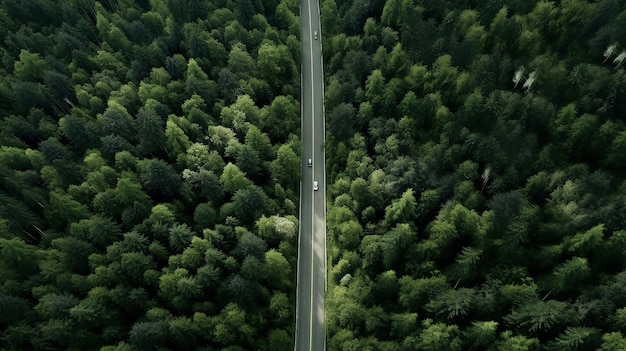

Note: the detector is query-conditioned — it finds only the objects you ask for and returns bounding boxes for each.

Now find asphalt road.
[294,0,326,348]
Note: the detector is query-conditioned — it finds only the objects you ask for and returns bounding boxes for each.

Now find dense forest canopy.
[321,0,626,350]
[0,0,301,350]
[2,0,626,350]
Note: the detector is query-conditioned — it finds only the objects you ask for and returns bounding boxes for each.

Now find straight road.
[295,0,326,348]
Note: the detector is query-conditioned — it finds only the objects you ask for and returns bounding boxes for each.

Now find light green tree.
[496,331,540,351]
[220,162,252,194]
[262,95,299,141]
[271,144,300,190]
[384,188,417,226]
[257,42,297,91]
[212,303,253,345]
[417,319,462,351]
[165,118,191,159]
[598,332,626,351]
[381,0,405,27]
[14,49,47,82]
[264,249,291,290]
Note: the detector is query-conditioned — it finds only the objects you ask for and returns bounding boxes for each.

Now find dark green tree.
[138,159,182,200]
[129,321,169,351]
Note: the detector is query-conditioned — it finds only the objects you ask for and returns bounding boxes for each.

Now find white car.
[313,181,318,191]
[307,159,312,167]
[314,31,318,40]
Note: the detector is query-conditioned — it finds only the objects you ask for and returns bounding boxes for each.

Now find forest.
[1,0,626,350]
[0,0,302,349]
[321,0,626,350]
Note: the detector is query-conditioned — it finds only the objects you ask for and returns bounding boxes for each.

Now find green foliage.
[235,230,268,259]
[136,104,166,155]
[426,287,476,320]
[220,162,252,194]
[550,327,599,350]
[3,0,626,348]
[138,159,182,200]
[547,257,592,295]
[0,237,40,280]
[14,50,47,82]
[212,303,254,346]
[505,299,576,333]
[265,328,292,351]
[398,274,447,312]
[165,118,191,159]
[496,331,540,351]
[169,224,194,252]
[45,191,90,230]
[417,319,462,351]
[565,224,604,256]
[129,321,169,350]
[271,144,300,191]
[232,186,270,224]
[264,249,291,290]
[257,42,297,94]
[0,0,304,344]
[262,95,299,142]
[324,0,626,348]
[598,332,626,351]
[34,293,80,320]
[328,103,356,142]
[98,102,137,144]
[383,188,417,226]
[464,320,498,349]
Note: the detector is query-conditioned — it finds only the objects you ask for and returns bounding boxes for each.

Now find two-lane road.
[295,0,326,348]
